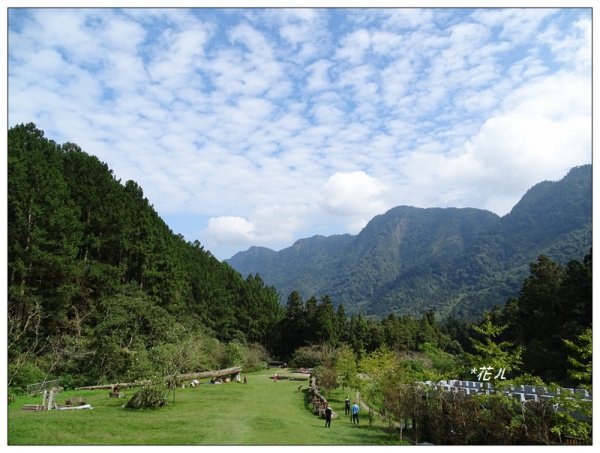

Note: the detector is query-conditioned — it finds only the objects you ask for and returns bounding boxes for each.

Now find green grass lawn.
[8,368,409,445]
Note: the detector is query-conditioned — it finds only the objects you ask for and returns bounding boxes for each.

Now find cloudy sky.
[7,6,591,259]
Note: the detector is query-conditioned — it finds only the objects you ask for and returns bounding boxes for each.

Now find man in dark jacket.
[325,404,333,428]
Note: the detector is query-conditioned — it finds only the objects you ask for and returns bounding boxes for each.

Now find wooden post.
[42,390,48,409]
[47,390,54,410]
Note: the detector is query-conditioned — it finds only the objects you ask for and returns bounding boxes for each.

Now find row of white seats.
[425,381,591,400]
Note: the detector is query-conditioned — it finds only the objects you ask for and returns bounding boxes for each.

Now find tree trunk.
[76,366,244,390]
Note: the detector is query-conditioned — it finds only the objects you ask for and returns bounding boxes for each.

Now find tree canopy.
[8,123,282,387]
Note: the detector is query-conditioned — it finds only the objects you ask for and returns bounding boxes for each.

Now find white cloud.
[230,22,273,57]
[336,28,370,63]
[149,28,209,84]
[396,70,591,215]
[205,216,256,244]
[203,203,314,257]
[306,59,332,92]
[502,72,590,120]
[381,9,436,30]
[321,171,389,217]
[473,8,557,45]
[7,8,591,260]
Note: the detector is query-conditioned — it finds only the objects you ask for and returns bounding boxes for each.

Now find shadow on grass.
[325,393,346,405]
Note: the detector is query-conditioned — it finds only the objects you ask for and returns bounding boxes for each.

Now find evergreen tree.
[504,253,592,383]
[563,327,592,389]
[465,313,523,382]
[335,304,349,343]
[518,255,565,343]
[348,314,369,356]
[304,296,319,344]
[315,295,336,345]
[8,124,82,338]
[382,314,418,352]
[274,291,306,358]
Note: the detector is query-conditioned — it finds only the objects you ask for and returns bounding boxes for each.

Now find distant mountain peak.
[227,165,591,320]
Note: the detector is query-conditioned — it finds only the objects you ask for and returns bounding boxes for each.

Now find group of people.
[324,397,359,428]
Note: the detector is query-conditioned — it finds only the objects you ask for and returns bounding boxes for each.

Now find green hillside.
[228,166,592,320]
[7,123,282,388]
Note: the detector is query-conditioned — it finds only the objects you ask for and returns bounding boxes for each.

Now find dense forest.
[8,123,283,388]
[7,124,591,443]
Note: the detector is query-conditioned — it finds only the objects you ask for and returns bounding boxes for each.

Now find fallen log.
[268,373,309,381]
[175,366,242,381]
[21,404,46,411]
[76,380,151,391]
[55,404,93,410]
[76,366,243,391]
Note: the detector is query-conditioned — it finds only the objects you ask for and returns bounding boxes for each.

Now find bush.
[289,344,336,368]
[222,340,245,368]
[125,384,168,409]
[314,365,338,393]
[8,361,46,393]
[57,373,89,390]
[124,348,156,383]
[243,343,269,372]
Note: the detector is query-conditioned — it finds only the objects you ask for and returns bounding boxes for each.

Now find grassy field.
[8,368,409,445]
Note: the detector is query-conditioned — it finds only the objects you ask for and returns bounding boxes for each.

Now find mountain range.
[227,165,592,320]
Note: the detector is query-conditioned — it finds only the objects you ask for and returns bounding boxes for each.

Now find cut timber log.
[268,374,309,381]
[21,405,46,411]
[175,366,242,381]
[55,404,93,410]
[76,380,151,391]
[76,366,243,391]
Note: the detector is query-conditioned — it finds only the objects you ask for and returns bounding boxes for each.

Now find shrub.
[125,384,168,409]
[8,361,46,393]
[314,365,338,393]
[289,344,336,368]
[243,343,269,372]
[222,340,245,368]
[57,373,89,390]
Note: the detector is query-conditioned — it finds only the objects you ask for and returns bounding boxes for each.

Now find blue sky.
[7,6,592,259]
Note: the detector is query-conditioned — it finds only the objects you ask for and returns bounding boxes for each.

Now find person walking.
[344,397,351,415]
[325,404,333,428]
[351,401,360,424]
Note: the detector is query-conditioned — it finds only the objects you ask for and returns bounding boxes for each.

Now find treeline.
[8,123,282,388]
[273,291,453,359]
[279,251,592,388]
[477,252,592,385]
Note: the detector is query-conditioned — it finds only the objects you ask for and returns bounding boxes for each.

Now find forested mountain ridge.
[7,123,283,387]
[228,165,592,319]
